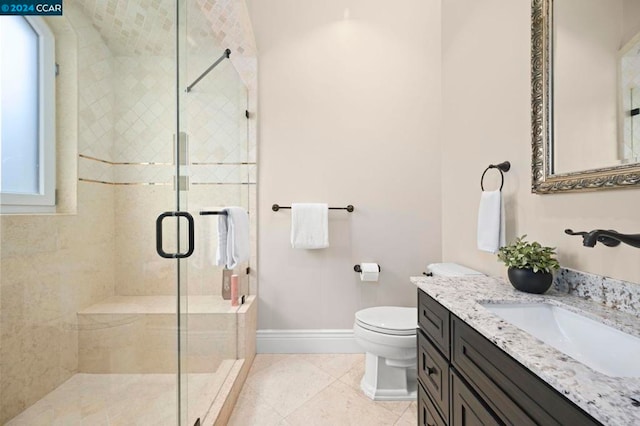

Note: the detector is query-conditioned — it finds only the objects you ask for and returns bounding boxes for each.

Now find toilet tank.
[426,262,483,277]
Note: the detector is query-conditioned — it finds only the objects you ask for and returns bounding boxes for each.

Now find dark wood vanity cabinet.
[417,289,601,426]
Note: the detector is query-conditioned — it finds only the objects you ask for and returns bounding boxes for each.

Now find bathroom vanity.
[413,273,640,426]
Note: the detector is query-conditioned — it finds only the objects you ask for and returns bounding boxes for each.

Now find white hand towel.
[477,190,506,253]
[216,206,250,269]
[291,203,329,249]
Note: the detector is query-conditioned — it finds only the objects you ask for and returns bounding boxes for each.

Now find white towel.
[216,206,250,269]
[477,190,506,253]
[291,203,329,249]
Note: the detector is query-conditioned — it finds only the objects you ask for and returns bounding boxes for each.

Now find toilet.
[353,263,483,401]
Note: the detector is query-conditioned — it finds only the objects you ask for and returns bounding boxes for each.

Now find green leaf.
[496,235,560,272]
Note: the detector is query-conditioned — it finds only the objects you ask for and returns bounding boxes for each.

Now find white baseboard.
[256,329,364,354]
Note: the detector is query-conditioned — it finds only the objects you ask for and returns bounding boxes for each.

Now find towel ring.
[480,161,511,191]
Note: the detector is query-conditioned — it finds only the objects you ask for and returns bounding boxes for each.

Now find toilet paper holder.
[354,264,381,273]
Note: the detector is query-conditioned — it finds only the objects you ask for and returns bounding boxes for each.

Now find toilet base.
[360,353,417,401]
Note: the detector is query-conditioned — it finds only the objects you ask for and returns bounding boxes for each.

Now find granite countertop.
[411,274,640,426]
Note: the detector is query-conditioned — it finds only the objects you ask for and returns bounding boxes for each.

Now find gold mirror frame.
[531,0,640,193]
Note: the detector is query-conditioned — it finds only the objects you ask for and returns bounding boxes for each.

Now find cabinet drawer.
[418,330,449,424]
[450,370,501,426]
[418,290,450,357]
[451,316,600,426]
[418,381,447,426]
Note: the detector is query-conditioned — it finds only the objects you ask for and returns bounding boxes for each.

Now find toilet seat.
[355,307,416,336]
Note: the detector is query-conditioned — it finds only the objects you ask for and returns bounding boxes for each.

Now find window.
[0,16,55,213]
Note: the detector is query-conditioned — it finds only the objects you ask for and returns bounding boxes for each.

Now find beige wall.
[623,0,640,45]
[248,0,442,330]
[442,0,640,284]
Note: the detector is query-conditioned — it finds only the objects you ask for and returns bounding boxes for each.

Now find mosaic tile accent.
[196,0,257,56]
[554,267,640,316]
[79,49,252,185]
[412,275,640,425]
[70,4,115,162]
[66,0,258,153]
[190,164,255,184]
[71,0,258,180]
[113,56,175,164]
[67,0,178,56]
[186,56,249,165]
[66,0,256,57]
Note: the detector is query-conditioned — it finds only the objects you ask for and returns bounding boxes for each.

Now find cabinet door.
[418,330,449,423]
[450,371,501,426]
[419,381,447,426]
[418,290,450,356]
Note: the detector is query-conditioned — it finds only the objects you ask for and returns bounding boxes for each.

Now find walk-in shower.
[0,1,256,424]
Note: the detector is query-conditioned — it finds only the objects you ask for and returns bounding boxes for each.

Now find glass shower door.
[176,1,252,424]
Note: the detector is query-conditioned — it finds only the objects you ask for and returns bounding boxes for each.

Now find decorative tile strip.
[79,178,171,186]
[79,154,172,166]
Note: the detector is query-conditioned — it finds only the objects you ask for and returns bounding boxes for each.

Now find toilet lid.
[355,307,417,336]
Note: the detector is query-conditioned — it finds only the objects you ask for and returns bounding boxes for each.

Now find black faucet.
[565,229,640,248]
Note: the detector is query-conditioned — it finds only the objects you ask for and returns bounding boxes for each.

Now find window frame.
[0,16,56,214]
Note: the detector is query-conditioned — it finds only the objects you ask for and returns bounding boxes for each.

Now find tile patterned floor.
[228,354,417,426]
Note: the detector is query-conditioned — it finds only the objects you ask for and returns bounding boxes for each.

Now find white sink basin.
[480,302,640,378]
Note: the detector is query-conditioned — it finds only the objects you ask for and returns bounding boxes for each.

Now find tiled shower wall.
[0,5,117,422]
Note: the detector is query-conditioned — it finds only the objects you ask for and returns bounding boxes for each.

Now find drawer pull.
[422,353,437,375]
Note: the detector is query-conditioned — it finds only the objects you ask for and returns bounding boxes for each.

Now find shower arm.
[185,48,231,93]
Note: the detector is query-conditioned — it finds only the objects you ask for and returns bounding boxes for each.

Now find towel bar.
[272,204,354,212]
[199,211,228,215]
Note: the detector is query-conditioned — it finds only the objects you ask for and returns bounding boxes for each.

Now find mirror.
[532,0,640,193]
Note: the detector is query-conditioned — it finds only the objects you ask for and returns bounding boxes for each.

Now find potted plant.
[497,235,560,294]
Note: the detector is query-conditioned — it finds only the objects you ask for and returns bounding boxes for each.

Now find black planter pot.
[507,267,553,294]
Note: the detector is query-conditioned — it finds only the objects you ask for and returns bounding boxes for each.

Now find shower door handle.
[155,211,195,259]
